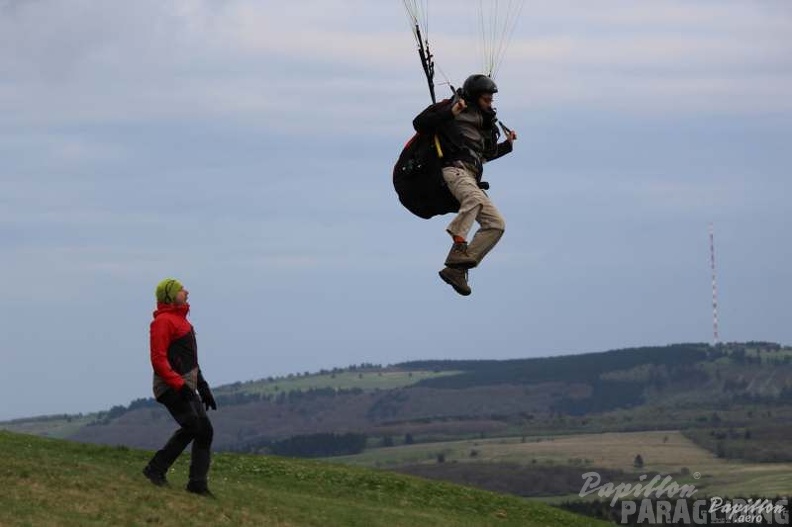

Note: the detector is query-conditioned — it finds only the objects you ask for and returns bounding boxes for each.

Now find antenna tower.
[709,223,720,345]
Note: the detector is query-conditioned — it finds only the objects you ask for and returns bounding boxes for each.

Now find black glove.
[197,380,217,411]
[179,384,195,401]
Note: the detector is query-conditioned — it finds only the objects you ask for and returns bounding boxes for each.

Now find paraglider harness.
[393,94,504,219]
[393,128,458,220]
[393,11,514,220]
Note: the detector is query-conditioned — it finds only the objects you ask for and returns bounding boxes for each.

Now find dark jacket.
[412,96,513,177]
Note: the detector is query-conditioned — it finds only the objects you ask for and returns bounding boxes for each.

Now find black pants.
[146,389,214,483]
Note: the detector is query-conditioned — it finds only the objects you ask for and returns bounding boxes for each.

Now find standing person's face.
[174,287,189,305]
[478,93,494,111]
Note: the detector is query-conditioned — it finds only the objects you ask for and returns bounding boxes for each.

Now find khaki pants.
[442,165,505,263]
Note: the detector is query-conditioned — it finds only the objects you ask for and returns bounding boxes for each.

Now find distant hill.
[0,431,606,527]
[402,343,711,388]
[3,342,792,461]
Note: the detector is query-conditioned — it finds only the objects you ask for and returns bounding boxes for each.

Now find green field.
[329,430,792,498]
[0,369,461,439]
[217,369,461,396]
[0,415,95,439]
[0,431,608,527]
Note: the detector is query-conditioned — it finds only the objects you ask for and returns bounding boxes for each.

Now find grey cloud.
[1,1,790,420]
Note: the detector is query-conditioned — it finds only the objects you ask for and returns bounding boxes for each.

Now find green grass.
[0,415,95,439]
[217,370,461,397]
[0,431,608,527]
[329,431,792,499]
[718,345,792,364]
[749,347,792,363]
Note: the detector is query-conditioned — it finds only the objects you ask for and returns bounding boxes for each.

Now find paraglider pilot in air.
[412,74,517,296]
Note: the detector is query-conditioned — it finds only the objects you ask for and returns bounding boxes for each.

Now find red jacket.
[150,303,197,391]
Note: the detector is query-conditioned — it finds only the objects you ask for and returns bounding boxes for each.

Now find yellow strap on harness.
[433,134,444,158]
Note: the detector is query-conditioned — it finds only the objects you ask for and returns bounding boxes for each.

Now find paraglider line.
[415,24,436,103]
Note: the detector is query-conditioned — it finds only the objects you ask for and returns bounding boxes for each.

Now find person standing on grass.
[142,278,217,497]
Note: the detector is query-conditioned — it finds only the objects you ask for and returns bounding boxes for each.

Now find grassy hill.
[3,342,791,522]
[327,430,792,499]
[216,369,462,397]
[0,431,607,527]
[4,342,792,467]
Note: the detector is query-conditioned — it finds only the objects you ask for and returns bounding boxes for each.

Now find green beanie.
[155,278,184,304]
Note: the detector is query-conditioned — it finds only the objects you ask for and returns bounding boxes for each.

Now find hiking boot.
[439,267,472,296]
[186,480,216,498]
[142,465,168,487]
[444,242,478,269]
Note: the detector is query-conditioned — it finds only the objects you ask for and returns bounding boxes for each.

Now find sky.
[1,0,790,420]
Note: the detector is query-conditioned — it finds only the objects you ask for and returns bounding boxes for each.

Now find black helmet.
[462,74,498,101]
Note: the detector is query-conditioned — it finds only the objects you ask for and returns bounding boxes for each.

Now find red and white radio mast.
[709,223,720,345]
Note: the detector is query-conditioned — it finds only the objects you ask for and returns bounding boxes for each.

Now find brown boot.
[444,242,478,269]
[439,267,472,296]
